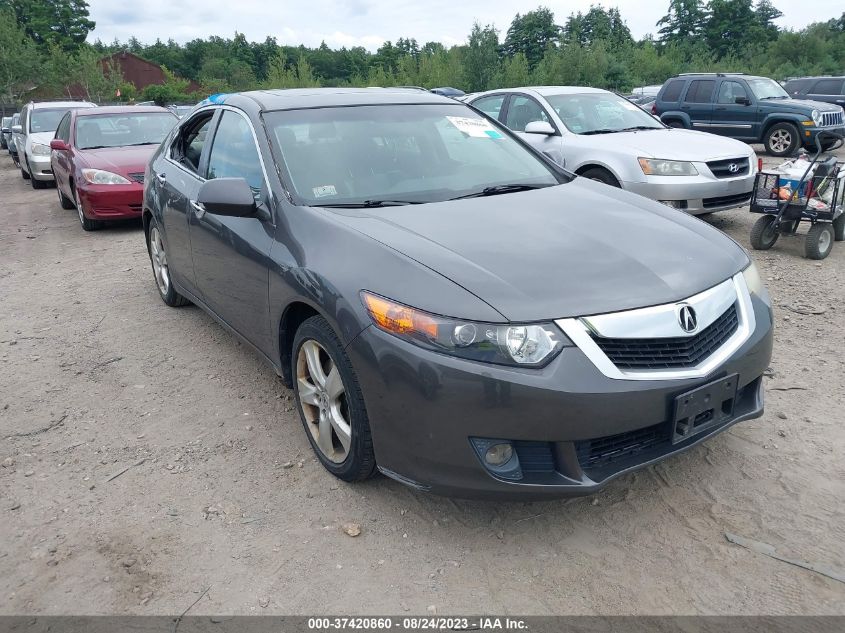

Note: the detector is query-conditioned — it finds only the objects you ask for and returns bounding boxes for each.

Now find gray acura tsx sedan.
[142,88,773,499]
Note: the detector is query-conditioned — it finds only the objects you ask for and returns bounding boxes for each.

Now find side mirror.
[196,178,257,217]
[11,125,22,134]
[734,96,751,106]
[50,139,69,151]
[524,121,555,135]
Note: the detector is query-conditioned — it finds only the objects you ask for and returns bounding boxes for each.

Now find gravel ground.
[0,146,843,616]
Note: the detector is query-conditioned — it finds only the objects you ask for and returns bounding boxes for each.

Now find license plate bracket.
[672,374,739,444]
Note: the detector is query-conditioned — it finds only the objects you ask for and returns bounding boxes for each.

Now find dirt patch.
[0,147,843,615]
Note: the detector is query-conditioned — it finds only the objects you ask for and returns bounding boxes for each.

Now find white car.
[15,100,96,188]
[468,86,758,214]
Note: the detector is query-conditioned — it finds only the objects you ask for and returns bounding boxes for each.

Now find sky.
[85,0,843,50]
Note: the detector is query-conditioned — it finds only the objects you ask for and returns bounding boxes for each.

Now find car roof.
[224,87,454,111]
[29,101,97,110]
[471,86,610,98]
[75,105,173,116]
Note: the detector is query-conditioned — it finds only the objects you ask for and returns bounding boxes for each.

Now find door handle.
[156,173,166,185]
[189,200,205,217]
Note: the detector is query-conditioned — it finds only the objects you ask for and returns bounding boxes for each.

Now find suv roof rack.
[676,72,747,77]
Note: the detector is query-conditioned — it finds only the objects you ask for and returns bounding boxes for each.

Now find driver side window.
[171,112,214,175]
[505,95,550,132]
[717,81,748,104]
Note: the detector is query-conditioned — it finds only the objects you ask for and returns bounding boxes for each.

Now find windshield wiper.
[449,183,551,200]
[760,96,788,100]
[580,129,617,135]
[124,141,159,146]
[618,126,663,132]
[317,199,424,208]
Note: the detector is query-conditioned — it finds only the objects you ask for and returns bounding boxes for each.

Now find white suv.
[16,100,96,188]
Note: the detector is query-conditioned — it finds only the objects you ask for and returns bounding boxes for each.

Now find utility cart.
[749,131,845,260]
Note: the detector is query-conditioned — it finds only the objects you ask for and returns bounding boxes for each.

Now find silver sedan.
[469,86,758,214]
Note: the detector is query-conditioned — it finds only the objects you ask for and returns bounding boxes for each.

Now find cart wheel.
[833,215,845,242]
[750,215,779,250]
[805,224,834,260]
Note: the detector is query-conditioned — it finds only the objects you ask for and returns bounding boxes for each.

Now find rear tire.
[764,122,800,157]
[292,315,376,482]
[750,215,779,250]
[57,186,74,210]
[580,167,621,188]
[832,214,845,242]
[805,223,833,260]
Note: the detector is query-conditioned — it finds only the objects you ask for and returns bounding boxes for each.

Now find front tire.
[805,223,834,260]
[20,164,30,180]
[146,220,189,306]
[580,167,621,187]
[765,123,800,157]
[74,187,102,231]
[57,185,74,209]
[750,215,780,250]
[292,315,376,482]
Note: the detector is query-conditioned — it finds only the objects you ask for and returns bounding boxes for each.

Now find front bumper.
[623,169,756,215]
[77,184,144,220]
[806,125,845,147]
[346,295,773,499]
[28,153,54,181]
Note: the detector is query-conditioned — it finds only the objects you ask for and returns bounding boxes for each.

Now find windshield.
[747,78,789,100]
[75,112,178,150]
[265,104,561,206]
[544,92,664,134]
[1,117,10,127]
[30,109,77,133]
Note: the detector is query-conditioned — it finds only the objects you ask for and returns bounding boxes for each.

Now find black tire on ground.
[292,315,376,482]
[145,219,190,307]
[750,215,780,250]
[666,120,684,129]
[764,122,800,157]
[833,214,845,242]
[31,175,49,189]
[57,185,74,209]
[74,187,102,231]
[20,165,30,180]
[579,167,621,187]
[804,223,834,260]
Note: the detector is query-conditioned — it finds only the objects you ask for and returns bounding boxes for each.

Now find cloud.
[86,0,844,50]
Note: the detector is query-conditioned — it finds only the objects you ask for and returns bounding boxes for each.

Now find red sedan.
[50,106,179,231]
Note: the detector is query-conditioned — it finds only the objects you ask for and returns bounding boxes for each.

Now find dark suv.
[783,76,845,107]
[655,73,845,156]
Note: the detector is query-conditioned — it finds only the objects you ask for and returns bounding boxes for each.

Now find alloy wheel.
[149,226,171,296]
[75,189,85,226]
[769,129,791,154]
[296,339,351,463]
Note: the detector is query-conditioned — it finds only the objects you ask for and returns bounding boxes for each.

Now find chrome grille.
[591,303,739,370]
[706,157,749,179]
[821,111,843,127]
[128,172,145,183]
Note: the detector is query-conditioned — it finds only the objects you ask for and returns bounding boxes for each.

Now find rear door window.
[471,95,506,120]
[684,80,716,104]
[811,79,844,95]
[661,80,685,102]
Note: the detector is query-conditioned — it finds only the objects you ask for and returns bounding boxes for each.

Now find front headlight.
[742,261,769,302]
[361,291,569,367]
[811,110,822,126]
[638,158,699,176]
[81,169,131,185]
[31,143,51,156]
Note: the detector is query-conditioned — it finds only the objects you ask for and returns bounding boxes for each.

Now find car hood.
[77,145,158,175]
[762,98,842,113]
[28,131,56,146]
[322,180,749,321]
[576,128,753,161]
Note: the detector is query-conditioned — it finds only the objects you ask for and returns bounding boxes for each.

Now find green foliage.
[142,67,192,104]
[0,8,41,101]
[502,8,561,68]
[0,0,94,52]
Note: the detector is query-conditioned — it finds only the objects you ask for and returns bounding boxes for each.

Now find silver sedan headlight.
[31,143,51,156]
[638,158,699,176]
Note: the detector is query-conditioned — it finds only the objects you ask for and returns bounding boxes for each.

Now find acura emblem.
[728,163,740,173]
[678,304,697,333]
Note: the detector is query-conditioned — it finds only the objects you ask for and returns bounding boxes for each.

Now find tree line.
[1,0,844,106]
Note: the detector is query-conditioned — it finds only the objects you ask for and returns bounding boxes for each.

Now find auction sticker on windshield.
[447,116,503,139]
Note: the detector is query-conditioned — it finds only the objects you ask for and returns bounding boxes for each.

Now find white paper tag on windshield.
[312,185,337,198]
[446,116,503,139]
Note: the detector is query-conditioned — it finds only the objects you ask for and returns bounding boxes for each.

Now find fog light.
[485,443,513,466]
